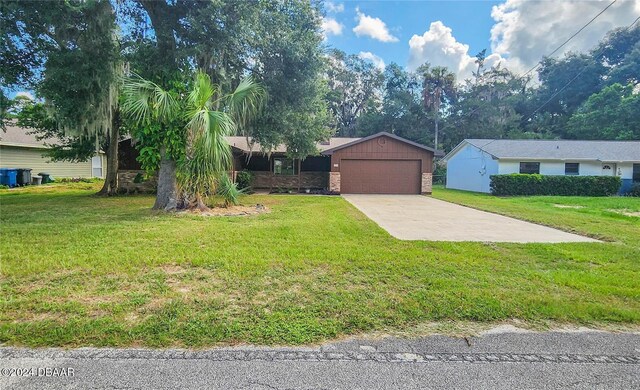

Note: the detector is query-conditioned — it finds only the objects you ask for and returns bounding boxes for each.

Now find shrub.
[235,170,253,190]
[133,172,145,184]
[433,164,447,185]
[217,174,245,207]
[627,183,640,197]
[490,174,621,196]
[58,177,102,183]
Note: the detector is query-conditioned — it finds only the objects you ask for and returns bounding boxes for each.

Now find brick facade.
[329,172,341,193]
[251,171,328,190]
[421,172,433,194]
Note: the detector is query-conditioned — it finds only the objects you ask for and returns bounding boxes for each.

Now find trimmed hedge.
[490,174,621,196]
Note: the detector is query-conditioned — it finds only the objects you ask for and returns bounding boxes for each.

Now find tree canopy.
[340,24,640,151]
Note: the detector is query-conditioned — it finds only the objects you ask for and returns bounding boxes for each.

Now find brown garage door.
[340,159,421,194]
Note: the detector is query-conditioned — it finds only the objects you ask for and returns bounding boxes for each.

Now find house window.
[565,163,579,176]
[273,158,297,175]
[91,155,103,178]
[519,162,540,174]
[633,164,640,182]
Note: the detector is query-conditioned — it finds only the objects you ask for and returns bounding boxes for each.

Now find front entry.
[340,159,422,194]
[601,163,616,176]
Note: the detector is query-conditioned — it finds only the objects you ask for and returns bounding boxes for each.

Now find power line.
[437,4,635,137]
[523,14,640,122]
[520,0,618,79]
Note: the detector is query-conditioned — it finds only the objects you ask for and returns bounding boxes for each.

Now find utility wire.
[520,0,619,79]
[523,14,640,122]
[435,0,627,136]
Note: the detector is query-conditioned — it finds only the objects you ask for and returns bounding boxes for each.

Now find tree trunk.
[195,194,208,211]
[153,146,178,211]
[434,116,439,150]
[297,159,301,193]
[97,110,120,196]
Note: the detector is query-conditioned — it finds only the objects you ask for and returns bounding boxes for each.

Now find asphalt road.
[1,329,639,389]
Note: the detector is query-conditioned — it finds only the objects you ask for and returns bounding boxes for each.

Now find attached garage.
[340,159,421,194]
[321,132,440,195]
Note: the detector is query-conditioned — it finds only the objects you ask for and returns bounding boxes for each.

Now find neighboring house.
[0,125,106,179]
[119,132,441,194]
[443,139,640,193]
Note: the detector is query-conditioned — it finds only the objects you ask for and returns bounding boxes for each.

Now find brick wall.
[329,172,341,193]
[251,171,328,190]
[117,170,157,193]
[421,173,433,194]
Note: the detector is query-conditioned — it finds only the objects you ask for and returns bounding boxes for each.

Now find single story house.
[0,125,106,179]
[229,132,441,194]
[443,139,640,193]
[119,132,441,194]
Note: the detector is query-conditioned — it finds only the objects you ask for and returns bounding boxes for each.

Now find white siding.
[446,144,498,193]
[617,162,634,179]
[0,146,101,178]
[498,159,633,179]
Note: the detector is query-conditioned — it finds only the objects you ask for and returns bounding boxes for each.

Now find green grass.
[432,186,640,246]
[1,183,639,347]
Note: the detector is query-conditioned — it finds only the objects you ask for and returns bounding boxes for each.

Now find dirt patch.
[178,204,270,217]
[553,204,585,209]
[160,264,188,275]
[608,209,640,217]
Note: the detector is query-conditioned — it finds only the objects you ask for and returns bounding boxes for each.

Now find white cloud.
[358,51,386,71]
[408,21,507,81]
[325,1,344,13]
[321,17,344,38]
[490,0,640,72]
[15,91,34,100]
[353,8,399,43]
[407,1,639,83]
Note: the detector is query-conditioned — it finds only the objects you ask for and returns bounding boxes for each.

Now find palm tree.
[418,65,456,150]
[121,70,265,211]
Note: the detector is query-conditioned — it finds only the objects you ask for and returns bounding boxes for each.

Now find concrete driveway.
[342,195,597,243]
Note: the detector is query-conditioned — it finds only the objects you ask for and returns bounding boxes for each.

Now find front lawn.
[1,183,639,347]
[432,186,640,246]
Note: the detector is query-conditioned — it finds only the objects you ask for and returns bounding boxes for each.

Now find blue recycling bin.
[0,168,18,187]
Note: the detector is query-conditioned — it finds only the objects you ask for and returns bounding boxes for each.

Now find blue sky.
[324,1,500,69]
[321,0,640,81]
[8,0,639,98]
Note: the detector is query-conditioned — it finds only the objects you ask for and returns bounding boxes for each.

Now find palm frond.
[216,173,245,207]
[188,70,216,111]
[121,73,178,126]
[222,76,267,129]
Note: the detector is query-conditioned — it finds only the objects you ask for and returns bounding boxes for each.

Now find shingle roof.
[226,136,361,154]
[0,125,62,148]
[457,139,640,162]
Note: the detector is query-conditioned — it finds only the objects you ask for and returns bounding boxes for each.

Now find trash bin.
[16,168,32,186]
[39,172,53,184]
[0,168,18,187]
[32,175,42,185]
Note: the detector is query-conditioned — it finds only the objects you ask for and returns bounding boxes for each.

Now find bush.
[236,170,253,190]
[217,174,245,207]
[490,174,621,196]
[433,164,447,185]
[58,177,102,183]
[133,172,145,184]
[627,183,640,197]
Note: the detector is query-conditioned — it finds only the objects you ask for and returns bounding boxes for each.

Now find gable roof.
[444,139,640,162]
[226,136,360,154]
[320,132,442,156]
[0,124,63,149]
